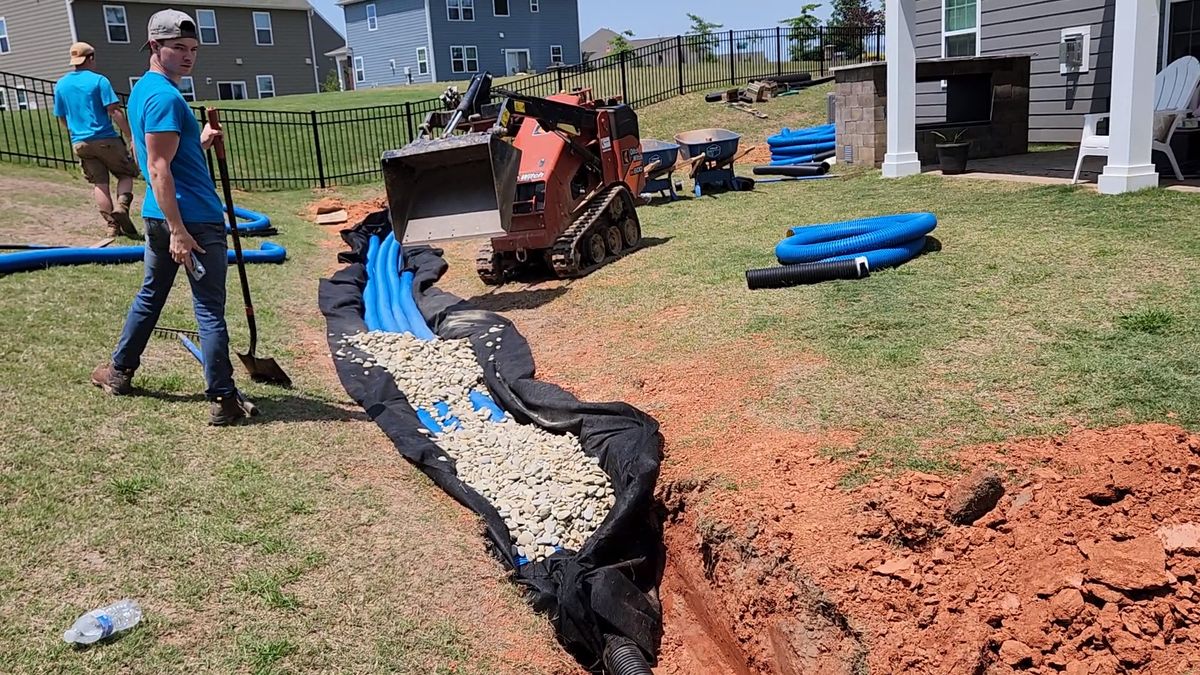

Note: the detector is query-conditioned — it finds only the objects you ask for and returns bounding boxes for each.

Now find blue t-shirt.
[128,71,224,224]
[53,70,120,145]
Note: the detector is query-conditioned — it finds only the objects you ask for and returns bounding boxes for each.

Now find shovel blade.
[238,352,292,388]
[381,132,521,245]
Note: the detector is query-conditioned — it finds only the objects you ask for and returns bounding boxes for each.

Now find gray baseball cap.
[141,9,197,50]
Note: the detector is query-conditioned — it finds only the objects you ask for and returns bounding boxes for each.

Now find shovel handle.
[205,108,227,161]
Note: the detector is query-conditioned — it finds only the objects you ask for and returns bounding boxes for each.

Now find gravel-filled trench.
[338,330,616,563]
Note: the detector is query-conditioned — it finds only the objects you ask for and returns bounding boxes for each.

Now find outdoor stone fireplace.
[832,55,1031,168]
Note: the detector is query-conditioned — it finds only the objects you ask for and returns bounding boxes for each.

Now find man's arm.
[108,104,132,143]
[146,131,204,269]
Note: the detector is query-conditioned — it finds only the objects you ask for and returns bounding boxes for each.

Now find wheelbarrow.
[639,139,682,201]
[674,128,743,197]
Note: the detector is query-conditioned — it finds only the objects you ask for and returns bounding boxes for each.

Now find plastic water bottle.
[62,599,142,645]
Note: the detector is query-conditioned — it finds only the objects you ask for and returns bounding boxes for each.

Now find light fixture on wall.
[235,57,243,65]
[498,32,504,39]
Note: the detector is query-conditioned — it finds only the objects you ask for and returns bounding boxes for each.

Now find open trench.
[650,478,869,675]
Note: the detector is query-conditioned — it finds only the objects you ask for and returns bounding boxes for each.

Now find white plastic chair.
[1072,55,1200,183]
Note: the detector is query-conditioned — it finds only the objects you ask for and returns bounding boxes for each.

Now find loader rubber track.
[550,183,639,279]
[475,240,504,285]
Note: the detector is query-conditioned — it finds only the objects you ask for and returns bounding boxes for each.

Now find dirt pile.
[308,195,389,228]
[664,424,1200,674]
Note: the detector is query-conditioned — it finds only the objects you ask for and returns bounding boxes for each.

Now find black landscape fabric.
[317,211,665,671]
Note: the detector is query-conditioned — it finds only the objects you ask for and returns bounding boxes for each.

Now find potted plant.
[932,128,971,175]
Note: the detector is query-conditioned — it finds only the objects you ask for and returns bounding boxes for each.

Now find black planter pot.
[937,142,971,175]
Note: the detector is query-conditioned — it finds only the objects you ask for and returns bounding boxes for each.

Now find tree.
[608,29,636,56]
[685,13,723,63]
[827,0,882,59]
[781,3,823,62]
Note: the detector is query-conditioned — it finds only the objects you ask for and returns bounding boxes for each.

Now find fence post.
[619,50,628,102]
[676,36,684,95]
[555,66,564,93]
[404,101,415,141]
[728,29,735,85]
[310,110,327,189]
[776,26,783,78]
[819,28,826,76]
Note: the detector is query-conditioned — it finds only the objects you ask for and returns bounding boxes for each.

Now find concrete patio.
[924,148,1200,193]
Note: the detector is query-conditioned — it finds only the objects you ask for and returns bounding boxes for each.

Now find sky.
[308,1,837,39]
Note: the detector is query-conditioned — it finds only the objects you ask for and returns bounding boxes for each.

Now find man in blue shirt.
[54,42,139,239]
[91,9,252,426]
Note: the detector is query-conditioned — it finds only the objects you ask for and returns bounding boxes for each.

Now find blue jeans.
[113,218,236,400]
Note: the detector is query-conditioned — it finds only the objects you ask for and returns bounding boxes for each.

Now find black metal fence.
[0,25,883,190]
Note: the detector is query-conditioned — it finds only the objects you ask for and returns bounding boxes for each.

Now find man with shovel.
[91,9,253,426]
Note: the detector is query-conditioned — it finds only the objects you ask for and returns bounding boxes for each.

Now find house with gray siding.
[338,0,580,88]
[0,0,344,103]
[914,0,1200,143]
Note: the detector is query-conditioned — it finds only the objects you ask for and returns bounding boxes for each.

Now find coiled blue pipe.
[228,206,272,234]
[774,213,937,271]
[768,124,835,147]
[770,141,836,156]
[767,124,835,169]
[383,234,411,334]
[0,241,287,274]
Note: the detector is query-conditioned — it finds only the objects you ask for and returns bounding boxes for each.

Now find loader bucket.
[381,132,521,245]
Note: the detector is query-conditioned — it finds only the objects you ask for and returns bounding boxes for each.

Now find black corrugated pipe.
[752,162,829,177]
[603,636,653,675]
[746,257,870,289]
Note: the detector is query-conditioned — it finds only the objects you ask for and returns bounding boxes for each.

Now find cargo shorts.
[73,138,138,185]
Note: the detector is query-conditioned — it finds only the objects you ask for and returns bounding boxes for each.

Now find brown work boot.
[91,362,134,395]
[101,211,121,238]
[209,392,254,426]
[111,211,139,238]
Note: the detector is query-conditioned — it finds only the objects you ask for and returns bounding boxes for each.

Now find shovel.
[205,107,292,388]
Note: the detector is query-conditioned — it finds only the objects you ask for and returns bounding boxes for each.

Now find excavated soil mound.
[662,423,1200,674]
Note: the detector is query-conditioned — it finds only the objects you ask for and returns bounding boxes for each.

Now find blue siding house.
[338,0,580,88]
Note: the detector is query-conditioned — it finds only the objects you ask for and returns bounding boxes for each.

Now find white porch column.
[1097,0,1159,194]
[882,0,921,178]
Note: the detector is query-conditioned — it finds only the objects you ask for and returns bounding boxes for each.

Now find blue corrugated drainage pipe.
[774,213,937,265]
[228,206,272,234]
[0,241,286,274]
[363,235,383,331]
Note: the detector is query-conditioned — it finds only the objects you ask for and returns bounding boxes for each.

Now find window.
[256,75,275,99]
[104,5,129,44]
[0,17,10,54]
[366,3,378,30]
[416,47,429,75]
[493,0,509,16]
[354,56,365,82]
[179,76,195,101]
[447,0,474,21]
[550,44,563,64]
[450,45,478,73]
[530,0,539,12]
[942,0,979,57]
[196,9,218,45]
[128,76,140,91]
[15,88,30,110]
[0,88,7,112]
[253,11,273,46]
[217,81,247,100]
[1167,0,1200,64]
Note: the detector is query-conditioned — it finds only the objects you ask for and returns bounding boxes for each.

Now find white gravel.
[340,330,614,562]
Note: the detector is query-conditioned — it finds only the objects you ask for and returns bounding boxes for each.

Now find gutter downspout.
[65,0,78,42]
[308,9,320,92]
[423,0,438,83]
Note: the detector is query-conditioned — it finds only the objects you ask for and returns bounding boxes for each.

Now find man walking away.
[91,9,252,426]
[54,42,139,239]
